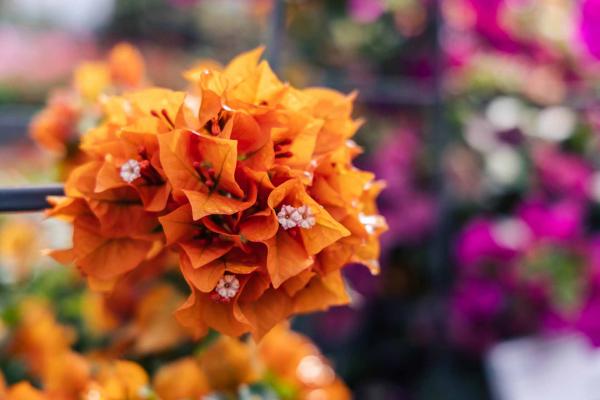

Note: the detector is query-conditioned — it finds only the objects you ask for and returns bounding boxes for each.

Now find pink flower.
[517,200,584,243]
[369,131,436,249]
[348,0,385,23]
[455,219,520,269]
[533,146,593,201]
[579,0,600,60]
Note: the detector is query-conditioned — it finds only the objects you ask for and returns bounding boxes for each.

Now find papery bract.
[45,47,387,340]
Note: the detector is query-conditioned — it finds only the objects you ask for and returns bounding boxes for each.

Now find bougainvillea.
[29,43,147,178]
[450,198,600,353]
[0,298,349,400]
[44,47,387,340]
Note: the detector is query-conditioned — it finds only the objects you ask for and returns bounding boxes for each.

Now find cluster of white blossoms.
[277,204,316,230]
[215,274,241,300]
[120,159,141,183]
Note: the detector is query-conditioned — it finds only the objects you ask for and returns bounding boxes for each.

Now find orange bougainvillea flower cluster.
[2,301,348,400]
[46,47,387,339]
[3,298,158,400]
[30,42,146,156]
[153,323,351,400]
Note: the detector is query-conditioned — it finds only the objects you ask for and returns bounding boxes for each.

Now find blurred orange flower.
[4,299,350,400]
[153,357,210,400]
[0,218,43,282]
[83,360,150,400]
[198,336,262,392]
[9,299,91,399]
[30,42,148,160]
[259,324,351,400]
[153,323,351,399]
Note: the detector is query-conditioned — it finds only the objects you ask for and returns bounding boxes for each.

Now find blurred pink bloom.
[579,0,600,60]
[370,130,436,249]
[465,0,524,52]
[0,26,96,85]
[450,277,549,353]
[455,219,520,269]
[348,0,385,23]
[450,198,592,352]
[533,146,593,201]
[576,295,600,346]
[517,200,583,243]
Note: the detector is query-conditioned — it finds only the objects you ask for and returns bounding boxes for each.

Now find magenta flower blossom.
[455,219,521,270]
[579,0,600,60]
[464,0,526,53]
[576,294,600,346]
[533,146,593,201]
[450,277,549,353]
[517,200,584,243]
[369,130,437,250]
[348,0,386,23]
[449,198,598,352]
[450,279,507,352]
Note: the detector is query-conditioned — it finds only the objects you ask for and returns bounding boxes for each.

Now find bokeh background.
[4,0,600,398]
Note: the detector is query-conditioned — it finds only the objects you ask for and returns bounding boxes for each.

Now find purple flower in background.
[517,200,583,243]
[450,278,506,352]
[455,219,521,270]
[454,199,584,275]
[344,262,381,298]
[373,130,420,195]
[449,195,600,352]
[348,0,386,23]
[579,0,600,60]
[533,146,593,201]
[585,238,600,289]
[450,277,549,353]
[576,294,600,346]
[370,130,436,251]
[465,0,524,53]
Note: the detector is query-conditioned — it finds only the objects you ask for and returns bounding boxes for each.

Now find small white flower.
[277,204,316,230]
[277,204,298,229]
[296,205,316,229]
[120,159,141,183]
[216,274,240,299]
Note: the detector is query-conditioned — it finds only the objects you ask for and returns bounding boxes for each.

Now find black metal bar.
[427,0,454,354]
[428,0,450,286]
[0,185,64,212]
[266,0,286,73]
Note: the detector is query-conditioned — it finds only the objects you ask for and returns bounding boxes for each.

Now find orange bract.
[259,323,352,400]
[3,301,349,399]
[46,47,387,339]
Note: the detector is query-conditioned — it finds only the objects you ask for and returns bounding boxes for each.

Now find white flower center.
[277,204,316,230]
[215,274,240,299]
[120,159,141,183]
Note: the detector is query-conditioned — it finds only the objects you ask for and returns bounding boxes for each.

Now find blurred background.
[4,0,600,398]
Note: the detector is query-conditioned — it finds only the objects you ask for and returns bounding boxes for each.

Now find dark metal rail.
[0,185,64,212]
